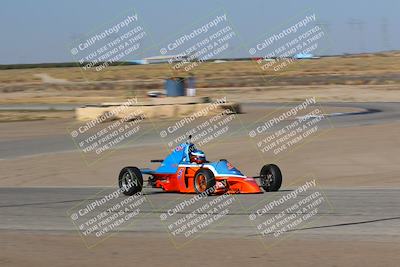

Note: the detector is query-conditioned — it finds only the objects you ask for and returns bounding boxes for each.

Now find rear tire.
[118,167,143,196]
[194,169,216,194]
[260,164,282,192]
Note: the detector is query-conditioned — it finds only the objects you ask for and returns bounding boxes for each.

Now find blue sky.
[1,0,399,64]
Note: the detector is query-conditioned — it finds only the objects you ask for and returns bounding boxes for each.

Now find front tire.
[194,169,216,194]
[118,167,143,196]
[260,164,282,192]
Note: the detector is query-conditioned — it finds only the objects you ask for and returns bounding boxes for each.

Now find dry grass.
[0,52,399,84]
[0,51,399,105]
[0,111,73,122]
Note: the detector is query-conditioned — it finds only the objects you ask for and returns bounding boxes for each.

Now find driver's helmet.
[190,149,206,164]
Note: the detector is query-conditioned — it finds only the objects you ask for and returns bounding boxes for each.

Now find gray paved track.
[0,102,399,160]
[1,102,399,241]
[0,187,399,241]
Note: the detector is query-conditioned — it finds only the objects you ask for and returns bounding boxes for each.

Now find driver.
[189,149,207,164]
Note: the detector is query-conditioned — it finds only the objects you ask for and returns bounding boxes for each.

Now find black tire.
[194,169,216,194]
[260,164,282,192]
[118,167,143,196]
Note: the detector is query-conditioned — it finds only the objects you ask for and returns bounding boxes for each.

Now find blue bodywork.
[141,143,245,177]
[207,161,244,176]
[155,143,191,174]
[141,143,191,175]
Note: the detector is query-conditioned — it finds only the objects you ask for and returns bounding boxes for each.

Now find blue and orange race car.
[118,137,282,195]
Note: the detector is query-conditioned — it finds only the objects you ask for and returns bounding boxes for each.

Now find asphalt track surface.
[0,187,399,242]
[1,102,400,242]
[1,102,400,160]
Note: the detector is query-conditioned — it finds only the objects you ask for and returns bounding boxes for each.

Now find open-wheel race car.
[118,136,282,195]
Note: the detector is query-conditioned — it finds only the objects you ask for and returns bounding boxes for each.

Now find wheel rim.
[262,171,274,188]
[196,174,207,192]
[267,172,274,184]
[122,172,133,190]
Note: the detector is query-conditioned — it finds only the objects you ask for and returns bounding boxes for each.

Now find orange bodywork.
[153,166,262,194]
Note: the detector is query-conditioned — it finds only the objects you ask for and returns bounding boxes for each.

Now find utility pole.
[347,18,366,53]
[380,18,391,51]
[315,21,331,55]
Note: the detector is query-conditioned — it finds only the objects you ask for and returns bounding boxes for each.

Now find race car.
[118,137,282,195]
